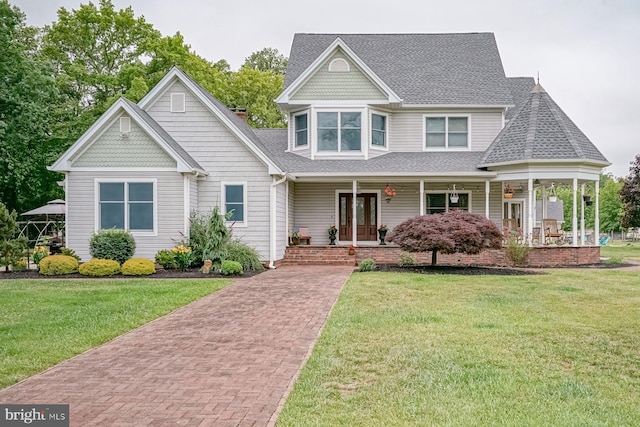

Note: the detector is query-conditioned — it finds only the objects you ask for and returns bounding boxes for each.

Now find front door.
[339,193,378,241]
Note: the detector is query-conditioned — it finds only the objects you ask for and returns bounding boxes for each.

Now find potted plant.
[384,184,397,203]
[378,224,388,245]
[504,183,515,199]
[327,225,337,245]
[348,244,356,255]
[290,230,300,245]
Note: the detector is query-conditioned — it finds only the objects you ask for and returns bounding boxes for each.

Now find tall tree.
[620,154,640,229]
[229,67,286,127]
[243,47,288,75]
[0,0,60,213]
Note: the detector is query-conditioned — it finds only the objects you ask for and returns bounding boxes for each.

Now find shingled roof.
[254,129,491,175]
[284,33,514,106]
[505,77,536,121]
[479,84,609,167]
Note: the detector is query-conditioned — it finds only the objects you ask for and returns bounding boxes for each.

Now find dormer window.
[318,112,361,152]
[328,58,350,72]
[294,113,308,147]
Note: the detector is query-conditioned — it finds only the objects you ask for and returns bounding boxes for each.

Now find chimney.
[231,107,247,122]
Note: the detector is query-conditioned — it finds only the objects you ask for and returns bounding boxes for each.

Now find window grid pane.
[371,114,386,147]
[225,185,245,222]
[294,114,308,147]
[129,203,153,230]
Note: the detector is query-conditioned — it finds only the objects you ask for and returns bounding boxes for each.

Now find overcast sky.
[12,0,640,178]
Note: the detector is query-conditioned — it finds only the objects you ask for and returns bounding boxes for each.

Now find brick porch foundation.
[283,245,600,267]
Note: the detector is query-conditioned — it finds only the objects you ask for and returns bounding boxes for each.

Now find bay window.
[371,113,387,148]
[294,113,308,147]
[317,112,361,152]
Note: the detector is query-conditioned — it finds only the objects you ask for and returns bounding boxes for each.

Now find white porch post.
[420,180,425,216]
[595,179,600,246]
[540,186,546,244]
[572,178,578,246]
[485,180,490,219]
[580,183,585,246]
[352,179,357,244]
[285,181,289,247]
[528,178,534,245]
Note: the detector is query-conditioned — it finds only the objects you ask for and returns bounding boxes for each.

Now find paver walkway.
[0,265,354,426]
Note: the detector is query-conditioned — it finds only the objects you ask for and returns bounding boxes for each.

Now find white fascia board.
[401,104,513,109]
[275,37,402,105]
[137,66,181,109]
[49,98,131,172]
[291,171,497,180]
[481,159,611,169]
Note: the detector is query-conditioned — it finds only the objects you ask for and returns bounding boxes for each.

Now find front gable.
[290,49,387,102]
[71,114,176,168]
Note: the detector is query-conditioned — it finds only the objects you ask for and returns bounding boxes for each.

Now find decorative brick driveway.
[0,265,353,426]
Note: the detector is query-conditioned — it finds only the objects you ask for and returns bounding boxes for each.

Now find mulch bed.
[0,268,263,280]
[375,265,542,275]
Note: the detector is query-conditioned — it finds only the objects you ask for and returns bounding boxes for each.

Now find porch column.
[528,178,534,245]
[485,180,490,219]
[580,183,585,246]
[352,180,357,244]
[540,186,546,244]
[595,179,600,246]
[419,180,425,216]
[572,178,578,246]
[285,181,289,247]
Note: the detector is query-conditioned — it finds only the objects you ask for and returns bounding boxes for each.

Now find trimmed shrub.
[11,259,27,271]
[226,240,264,271]
[154,249,176,269]
[359,258,376,272]
[221,260,243,276]
[399,252,417,266]
[121,258,156,276]
[89,229,136,264]
[79,259,121,277]
[39,255,79,276]
[505,238,531,266]
[60,247,81,261]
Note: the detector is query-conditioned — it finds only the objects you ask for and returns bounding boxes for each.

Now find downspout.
[269,174,288,269]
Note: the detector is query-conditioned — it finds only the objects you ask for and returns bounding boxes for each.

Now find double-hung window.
[426,192,470,215]
[425,116,469,149]
[98,181,155,232]
[371,113,387,148]
[294,113,308,147]
[223,183,246,225]
[317,112,361,152]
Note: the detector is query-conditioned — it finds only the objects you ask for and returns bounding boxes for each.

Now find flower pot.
[548,196,557,203]
[378,230,387,245]
[504,193,513,199]
[450,195,459,203]
[329,237,336,245]
[348,248,355,255]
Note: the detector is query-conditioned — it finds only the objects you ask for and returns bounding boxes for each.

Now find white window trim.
[94,178,158,236]
[422,114,471,151]
[221,181,248,228]
[328,58,350,72]
[370,111,389,151]
[425,190,472,214]
[170,93,186,113]
[313,108,364,156]
[292,111,309,151]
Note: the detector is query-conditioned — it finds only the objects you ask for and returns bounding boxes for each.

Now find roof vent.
[171,93,186,113]
[328,58,350,72]
[119,117,131,134]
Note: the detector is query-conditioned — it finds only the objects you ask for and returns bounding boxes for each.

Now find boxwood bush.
[358,258,377,272]
[154,249,176,269]
[121,258,156,276]
[89,229,135,264]
[39,255,79,276]
[79,259,121,277]
[221,260,243,276]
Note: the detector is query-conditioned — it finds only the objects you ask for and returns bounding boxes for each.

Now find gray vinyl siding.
[146,80,272,260]
[71,114,176,168]
[276,182,287,259]
[189,177,198,213]
[389,110,503,152]
[293,183,336,245]
[66,170,184,261]
[290,50,387,101]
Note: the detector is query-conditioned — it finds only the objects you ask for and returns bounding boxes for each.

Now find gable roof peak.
[531,83,546,93]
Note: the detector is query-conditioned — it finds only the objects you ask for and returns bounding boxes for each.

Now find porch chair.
[291,226,312,245]
[502,218,522,243]
[542,219,564,245]
[599,235,611,246]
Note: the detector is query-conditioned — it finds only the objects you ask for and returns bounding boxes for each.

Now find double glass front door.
[339,193,377,241]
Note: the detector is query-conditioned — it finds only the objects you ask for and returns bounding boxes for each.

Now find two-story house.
[50,33,609,266]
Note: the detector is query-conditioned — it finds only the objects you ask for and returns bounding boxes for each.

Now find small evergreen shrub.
[121,258,156,276]
[399,252,417,266]
[226,240,264,271]
[39,255,79,276]
[60,247,81,261]
[505,238,531,266]
[221,260,243,276]
[89,229,136,264]
[155,249,176,269]
[11,259,27,271]
[359,258,376,272]
[79,259,121,277]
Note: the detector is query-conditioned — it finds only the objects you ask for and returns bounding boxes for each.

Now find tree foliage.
[0,0,61,213]
[386,210,503,266]
[620,154,640,229]
[243,47,288,75]
[0,202,26,271]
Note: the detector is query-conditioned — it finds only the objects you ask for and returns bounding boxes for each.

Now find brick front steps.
[283,245,600,267]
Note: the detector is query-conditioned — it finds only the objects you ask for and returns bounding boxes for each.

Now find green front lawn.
[600,240,640,262]
[278,270,640,426]
[0,278,229,389]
